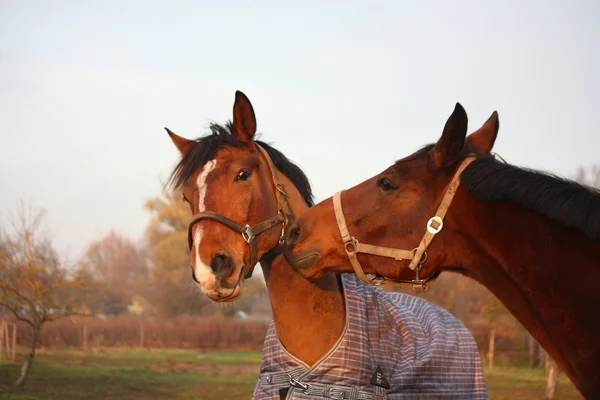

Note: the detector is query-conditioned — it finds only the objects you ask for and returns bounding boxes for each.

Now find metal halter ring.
[278,222,286,245]
[344,237,359,254]
[412,247,428,266]
[242,224,255,244]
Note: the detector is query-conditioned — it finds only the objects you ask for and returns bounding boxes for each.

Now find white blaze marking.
[193,160,217,284]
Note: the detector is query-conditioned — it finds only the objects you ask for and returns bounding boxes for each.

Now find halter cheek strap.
[333,156,476,292]
[187,144,294,279]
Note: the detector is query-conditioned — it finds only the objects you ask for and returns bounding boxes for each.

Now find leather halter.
[187,144,294,279]
[333,156,476,292]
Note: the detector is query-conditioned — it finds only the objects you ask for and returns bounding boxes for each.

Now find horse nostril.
[286,222,302,246]
[210,252,234,279]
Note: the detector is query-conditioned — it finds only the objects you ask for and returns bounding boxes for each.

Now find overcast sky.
[1,0,598,261]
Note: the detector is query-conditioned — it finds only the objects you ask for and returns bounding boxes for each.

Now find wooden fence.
[0,319,17,363]
[3,316,269,351]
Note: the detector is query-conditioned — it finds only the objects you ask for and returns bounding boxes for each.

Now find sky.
[1,0,598,262]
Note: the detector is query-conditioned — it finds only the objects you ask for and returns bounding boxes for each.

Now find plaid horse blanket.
[253,273,488,399]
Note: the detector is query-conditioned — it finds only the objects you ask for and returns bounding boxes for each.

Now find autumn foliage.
[0,204,93,385]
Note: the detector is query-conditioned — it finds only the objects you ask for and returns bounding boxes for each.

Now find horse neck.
[260,174,345,366]
[448,187,600,395]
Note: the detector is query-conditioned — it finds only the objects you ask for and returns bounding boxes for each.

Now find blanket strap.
[260,369,387,399]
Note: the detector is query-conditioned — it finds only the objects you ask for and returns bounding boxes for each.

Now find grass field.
[0,349,582,399]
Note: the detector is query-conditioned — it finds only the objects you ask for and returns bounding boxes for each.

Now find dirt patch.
[150,358,259,376]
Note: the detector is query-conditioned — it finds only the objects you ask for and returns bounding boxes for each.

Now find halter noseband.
[187,144,294,279]
[333,156,476,293]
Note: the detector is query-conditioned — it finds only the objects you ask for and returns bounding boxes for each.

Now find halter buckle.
[242,224,255,244]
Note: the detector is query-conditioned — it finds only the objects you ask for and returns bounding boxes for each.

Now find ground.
[0,349,582,399]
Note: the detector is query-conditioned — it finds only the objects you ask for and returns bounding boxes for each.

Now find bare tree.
[0,203,90,386]
[78,231,150,316]
[574,165,600,189]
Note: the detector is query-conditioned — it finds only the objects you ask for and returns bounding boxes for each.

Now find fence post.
[2,321,10,363]
[0,320,4,364]
[140,323,144,349]
[83,325,88,353]
[487,327,496,370]
[11,324,16,360]
[546,358,558,399]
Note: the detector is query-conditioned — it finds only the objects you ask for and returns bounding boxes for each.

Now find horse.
[165,92,488,399]
[284,102,600,399]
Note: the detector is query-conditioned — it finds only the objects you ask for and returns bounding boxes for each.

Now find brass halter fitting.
[242,224,256,244]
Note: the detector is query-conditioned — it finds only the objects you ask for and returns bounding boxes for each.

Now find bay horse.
[165,92,488,399]
[284,103,600,399]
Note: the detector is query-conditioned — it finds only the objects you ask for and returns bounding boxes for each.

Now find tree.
[0,204,90,386]
[144,190,211,317]
[78,231,150,316]
[478,292,517,370]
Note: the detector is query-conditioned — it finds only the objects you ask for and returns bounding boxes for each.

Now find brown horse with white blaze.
[166,91,346,366]
[284,103,600,399]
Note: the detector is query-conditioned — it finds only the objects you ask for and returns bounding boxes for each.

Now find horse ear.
[232,91,257,147]
[430,103,468,169]
[165,128,194,155]
[466,111,499,153]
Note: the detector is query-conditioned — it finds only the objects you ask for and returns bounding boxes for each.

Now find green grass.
[0,349,583,399]
[484,367,582,399]
[0,349,259,400]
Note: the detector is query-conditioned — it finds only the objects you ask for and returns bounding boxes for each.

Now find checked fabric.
[252,273,488,399]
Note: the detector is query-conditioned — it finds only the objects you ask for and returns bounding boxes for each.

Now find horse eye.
[236,170,251,181]
[377,177,395,192]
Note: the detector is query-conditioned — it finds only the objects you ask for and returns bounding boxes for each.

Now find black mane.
[461,156,600,240]
[167,121,314,207]
[397,143,600,239]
